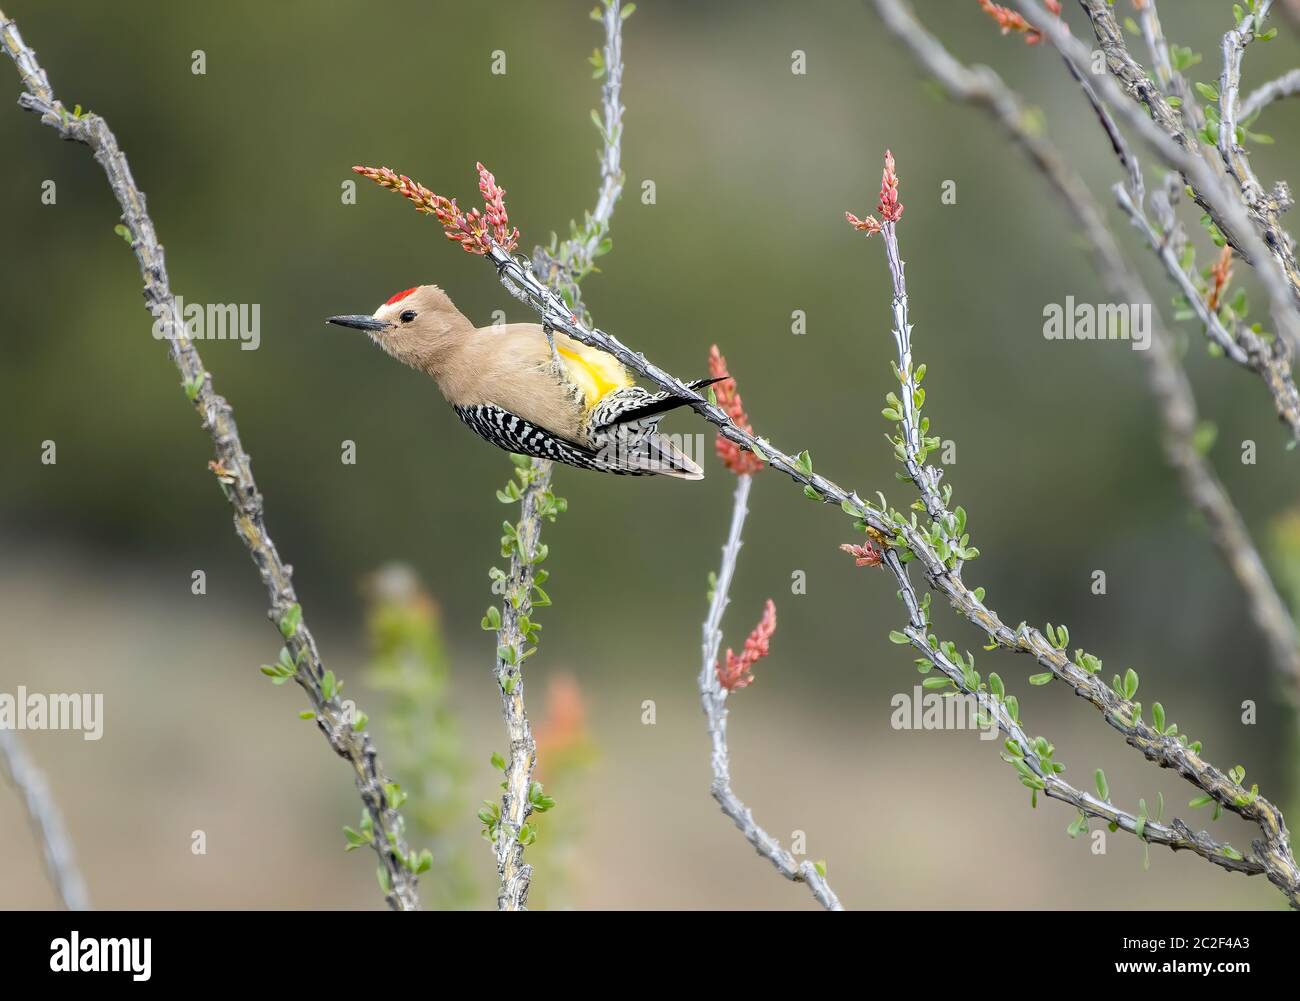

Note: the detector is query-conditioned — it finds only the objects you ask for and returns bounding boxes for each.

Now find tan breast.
[435,323,594,444]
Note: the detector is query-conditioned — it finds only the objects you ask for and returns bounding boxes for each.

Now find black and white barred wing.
[451,403,640,475]
[452,403,701,479]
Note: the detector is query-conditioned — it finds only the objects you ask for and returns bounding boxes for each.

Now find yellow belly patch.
[557,344,632,408]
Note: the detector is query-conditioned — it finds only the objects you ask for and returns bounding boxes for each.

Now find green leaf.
[320,670,337,701]
[481,605,502,631]
[1028,672,1053,686]
[1095,769,1109,801]
[795,450,814,476]
[278,603,303,639]
[1123,668,1140,700]
[888,630,910,644]
[812,859,827,877]
[1194,81,1219,101]
[113,223,133,244]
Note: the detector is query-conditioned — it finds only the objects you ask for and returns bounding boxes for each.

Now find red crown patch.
[385,286,418,306]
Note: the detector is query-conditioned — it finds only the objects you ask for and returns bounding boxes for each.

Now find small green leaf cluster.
[1002,733,1063,807]
[259,644,304,686]
[882,362,940,467]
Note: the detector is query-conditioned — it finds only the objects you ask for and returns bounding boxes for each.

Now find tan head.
[327,284,474,377]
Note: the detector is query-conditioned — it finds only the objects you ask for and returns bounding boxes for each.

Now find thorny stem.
[492,474,544,911]
[0,730,90,910]
[876,0,1300,904]
[485,237,1300,904]
[1028,0,1300,352]
[699,475,842,910]
[989,0,1300,691]
[1216,0,1300,318]
[882,221,948,532]
[890,545,1264,879]
[488,0,628,911]
[0,10,421,910]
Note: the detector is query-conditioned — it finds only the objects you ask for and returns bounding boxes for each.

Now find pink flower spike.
[708,345,764,476]
[353,163,520,255]
[877,150,903,224]
[716,599,777,692]
[475,161,520,250]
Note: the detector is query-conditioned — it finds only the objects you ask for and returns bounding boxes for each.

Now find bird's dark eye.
[399,310,417,323]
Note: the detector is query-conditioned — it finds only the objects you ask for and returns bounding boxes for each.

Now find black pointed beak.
[326,314,393,332]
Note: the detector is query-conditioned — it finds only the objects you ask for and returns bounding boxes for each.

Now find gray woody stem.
[1023,0,1300,353]
[876,0,1300,904]
[866,141,1254,883]
[1241,68,1300,121]
[485,237,1300,905]
[0,11,420,910]
[1034,0,1300,436]
[699,474,842,910]
[883,221,950,531]
[0,729,90,910]
[492,473,542,911]
[490,0,628,911]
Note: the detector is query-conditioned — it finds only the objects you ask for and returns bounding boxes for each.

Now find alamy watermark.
[890,684,997,740]
[50,933,150,981]
[1043,296,1151,351]
[595,431,706,473]
[151,296,261,351]
[0,687,103,740]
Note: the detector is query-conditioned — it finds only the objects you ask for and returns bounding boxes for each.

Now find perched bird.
[327,285,720,478]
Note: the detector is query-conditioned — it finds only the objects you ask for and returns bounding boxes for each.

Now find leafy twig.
[877,0,1300,901]
[1022,0,1300,350]
[480,0,630,911]
[0,9,422,910]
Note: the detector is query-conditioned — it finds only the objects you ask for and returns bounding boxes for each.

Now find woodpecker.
[327,285,720,478]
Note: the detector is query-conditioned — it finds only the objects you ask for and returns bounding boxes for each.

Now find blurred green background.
[2,0,1300,909]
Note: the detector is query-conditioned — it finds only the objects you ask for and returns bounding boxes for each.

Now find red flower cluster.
[846,150,903,237]
[839,541,884,568]
[977,0,1062,45]
[716,599,776,692]
[352,162,520,255]
[708,345,764,476]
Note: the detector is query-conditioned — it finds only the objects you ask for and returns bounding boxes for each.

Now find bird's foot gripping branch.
[356,148,1300,907]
